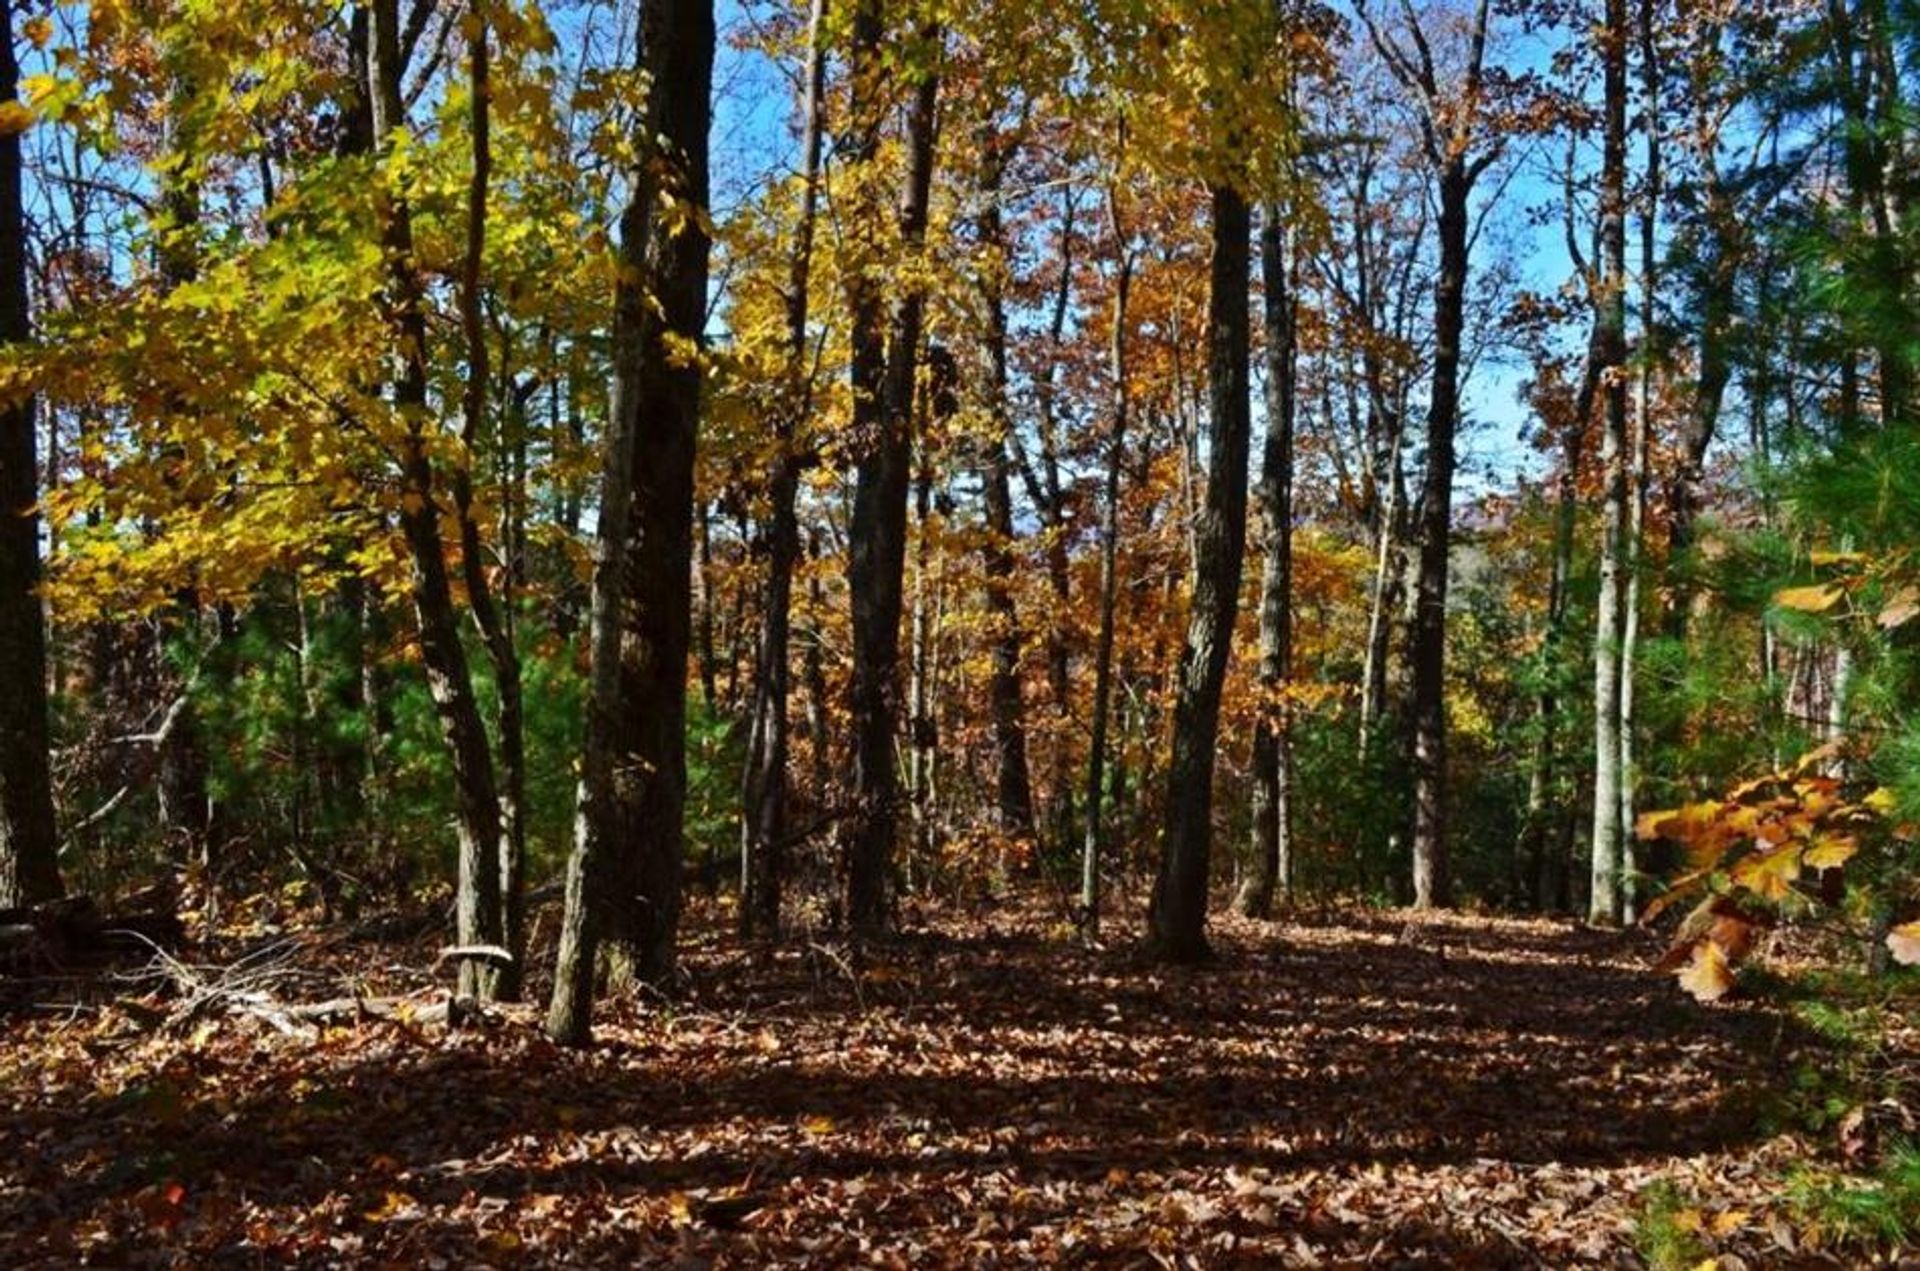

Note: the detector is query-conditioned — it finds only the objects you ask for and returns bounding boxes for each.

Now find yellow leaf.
[1809,548,1864,567]
[1711,1209,1749,1236]
[799,1114,835,1135]
[1864,787,1898,816]
[1802,833,1857,870]
[1888,921,1920,968]
[1678,940,1735,1003]
[0,102,33,137]
[363,1190,416,1221]
[1731,844,1801,901]
[1776,583,1844,613]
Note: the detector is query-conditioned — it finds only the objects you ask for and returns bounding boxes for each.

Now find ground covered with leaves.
[0,898,1888,1266]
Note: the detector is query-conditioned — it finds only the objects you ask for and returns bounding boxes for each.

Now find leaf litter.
[0,901,1853,1266]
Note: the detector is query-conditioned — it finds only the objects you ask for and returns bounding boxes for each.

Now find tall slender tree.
[1147,183,1251,963]
[0,9,61,909]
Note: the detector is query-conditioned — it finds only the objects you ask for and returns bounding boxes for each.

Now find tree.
[1590,0,1631,926]
[368,0,507,999]
[548,0,714,1041]
[1147,183,1251,963]
[842,11,940,936]
[1238,204,1296,919]
[0,9,61,909]
[740,0,829,939]
[1357,0,1505,910]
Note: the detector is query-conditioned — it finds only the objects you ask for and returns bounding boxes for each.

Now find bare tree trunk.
[1238,207,1296,919]
[0,12,61,908]
[740,0,827,937]
[844,13,939,936]
[1148,185,1252,963]
[1082,178,1133,938]
[1619,0,1659,924]
[370,0,505,1000]
[975,137,1038,845]
[548,0,712,1040]
[1590,0,1630,926]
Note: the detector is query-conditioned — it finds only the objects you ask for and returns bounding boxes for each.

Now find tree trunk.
[740,0,828,938]
[1590,0,1631,927]
[1408,156,1471,911]
[604,0,714,987]
[0,13,61,909]
[975,139,1038,845]
[548,0,713,1043]
[369,0,505,1000]
[1148,185,1252,963]
[450,2,528,997]
[1082,181,1132,938]
[843,13,938,937]
[1238,207,1296,919]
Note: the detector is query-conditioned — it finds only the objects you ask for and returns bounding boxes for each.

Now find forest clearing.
[3,0,1920,1263]
[1,897,1887,1266]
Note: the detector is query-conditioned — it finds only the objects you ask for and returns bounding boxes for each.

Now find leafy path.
[0,905,1828,1265]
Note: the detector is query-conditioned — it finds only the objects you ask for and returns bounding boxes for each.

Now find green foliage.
[1631,1181,1709,1271]
[1787,1142,1920,1252]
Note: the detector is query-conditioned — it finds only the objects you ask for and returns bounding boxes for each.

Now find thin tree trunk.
[843,14,938,936]
[1239,207,1296,919]
[450,1,527,997]
[370,0,505,1000]
[740,0,828,937]
[1082,177,1133,938]
[1148,185,1252,963]
[0,12,61,908]
[1590,0,1631,926]
[975,137,1037,844]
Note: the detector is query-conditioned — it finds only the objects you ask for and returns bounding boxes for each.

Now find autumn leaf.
[1775,583,1845,613]
[1887,921,1920,967]
[1878,585,1920,630]
[1801,833,1857,870]
[1729,844,1800,902]
[1677,940,1735,1003]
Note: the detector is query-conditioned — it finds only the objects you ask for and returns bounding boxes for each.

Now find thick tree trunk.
[1590,0,1631,926]
[604,0,713,986]
[1238,208,1296,919]
[843,14,938,936]
[1148,185,1252,963]
[0,15,61,909]
[741,0,828,938]
[548,0,712,1042]
[370,0,505,1000]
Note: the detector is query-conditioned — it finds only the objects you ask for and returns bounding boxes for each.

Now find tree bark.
[1590,0,1631,926]
[548,0,713,1042]
[604,0,714,986]
[0,13,61,909]
[1082,180,1133,938]
[843,13,938,937]
[1238,207,1296,919]
[369,0,505,1000]
[1147,185,1252,963]
[740,0,828,938]
[974,140,1038,845]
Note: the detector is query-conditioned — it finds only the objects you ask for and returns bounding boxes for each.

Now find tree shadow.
[0,908,1800,1263]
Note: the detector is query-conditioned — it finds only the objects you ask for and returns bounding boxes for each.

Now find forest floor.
[0,893,1870,1266]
